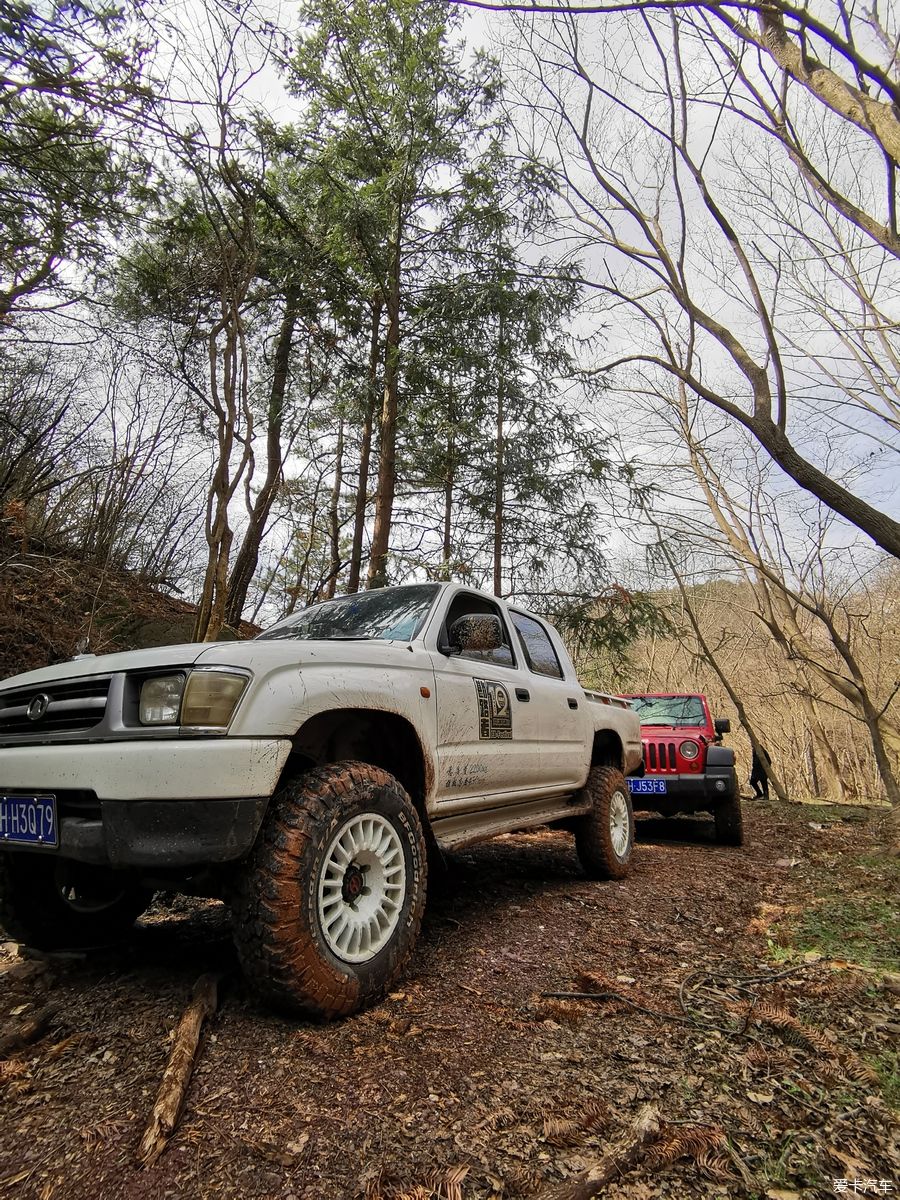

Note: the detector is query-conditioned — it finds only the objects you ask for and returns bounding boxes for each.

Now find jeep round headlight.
[679,739,700,760]
[181,671,247,727]
[139,674,186,724]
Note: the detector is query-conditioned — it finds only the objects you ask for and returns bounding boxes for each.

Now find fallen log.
[533,1105,662,1200]
[0,1005,58,1059]
[137,973,219,1167]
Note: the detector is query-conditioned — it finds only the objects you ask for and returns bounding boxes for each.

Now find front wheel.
[0,855,150,949]
[574,766,634,880]
[714,793,744,846]
[232,761,427,1019]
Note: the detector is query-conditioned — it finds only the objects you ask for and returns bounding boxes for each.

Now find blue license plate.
[0,795,58,847]
[628,778,668,795]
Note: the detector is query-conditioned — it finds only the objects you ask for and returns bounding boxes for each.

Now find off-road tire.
[714,792,744,846]
[232,761,427,1020]
[0,854,150,949]
[573,765,634,880]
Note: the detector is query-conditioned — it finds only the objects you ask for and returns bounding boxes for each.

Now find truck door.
[428,592,543,803]
[508,609,590,791]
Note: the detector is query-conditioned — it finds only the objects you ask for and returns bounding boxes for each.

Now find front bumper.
[628,769,736,813]
[0,737,291,867]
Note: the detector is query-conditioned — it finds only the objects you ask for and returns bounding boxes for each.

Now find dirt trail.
[0,805,896,1200]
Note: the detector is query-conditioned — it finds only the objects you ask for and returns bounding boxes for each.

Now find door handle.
[567,698,579,709]
[516,688,530,702]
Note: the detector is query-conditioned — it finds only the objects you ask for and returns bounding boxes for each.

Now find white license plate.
[0,795,58,847]
[628,778,668,795]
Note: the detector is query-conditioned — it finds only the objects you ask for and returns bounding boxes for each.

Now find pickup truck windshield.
[257,584,440,643]
[629,696,706,726]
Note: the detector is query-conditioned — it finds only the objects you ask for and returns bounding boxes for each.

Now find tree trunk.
[659,540,793,801]
[799,690,848,801]
[367,222,402,591]
[324,419,344,599]
[443,449,454,577]
[493,308,506,598]
[224,286,299,628]
[442,368,456,578]
[194,304,248,643]
[347,297,381,594]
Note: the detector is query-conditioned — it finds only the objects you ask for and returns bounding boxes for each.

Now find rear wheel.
[574,766,634,880]
[0,854,150,949]
[232,761,427,1019]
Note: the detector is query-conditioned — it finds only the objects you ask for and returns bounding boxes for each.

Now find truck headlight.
[679,739,700,760]
[181,671,247,727]
[139,674,186,724]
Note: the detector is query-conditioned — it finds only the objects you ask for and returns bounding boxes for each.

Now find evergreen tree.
[286,0,501,587]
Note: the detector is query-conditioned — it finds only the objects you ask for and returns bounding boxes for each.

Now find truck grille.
[643,740,678,772]
[0,677,111,737]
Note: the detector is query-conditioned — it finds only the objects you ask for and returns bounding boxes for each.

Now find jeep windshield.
[257,584,440,643]
[629,696,706,726]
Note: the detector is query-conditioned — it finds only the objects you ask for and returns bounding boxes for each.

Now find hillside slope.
[0,534,255,681]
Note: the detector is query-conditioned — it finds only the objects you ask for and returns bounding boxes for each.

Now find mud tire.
[714,792,744,846]
[0,854,150,949]
[232,761,427,1020]
[574,765,634,880]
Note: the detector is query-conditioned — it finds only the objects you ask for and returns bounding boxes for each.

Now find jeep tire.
[714,792,744,846]
[233,761,427,1020]
[0,855,150,949]
[574,765,634,880]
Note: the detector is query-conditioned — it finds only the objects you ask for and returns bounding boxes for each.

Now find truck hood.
[0,636,419,693]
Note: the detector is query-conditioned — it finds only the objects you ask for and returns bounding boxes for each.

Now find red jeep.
[621,693,743,845]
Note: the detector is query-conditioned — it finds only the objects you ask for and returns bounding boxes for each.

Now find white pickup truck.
[0,582,641,1018]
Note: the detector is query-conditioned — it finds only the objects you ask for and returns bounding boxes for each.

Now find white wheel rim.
[317,812,406,964]
[609,791,630,858]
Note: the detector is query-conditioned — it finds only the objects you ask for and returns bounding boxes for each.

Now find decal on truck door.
[474,678,512,740]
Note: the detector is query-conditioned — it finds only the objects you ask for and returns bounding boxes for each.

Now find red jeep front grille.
[643,741,677,773]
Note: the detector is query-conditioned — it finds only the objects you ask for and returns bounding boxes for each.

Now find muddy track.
[0,805,896,1200]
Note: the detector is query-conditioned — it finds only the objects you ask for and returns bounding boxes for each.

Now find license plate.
[0,795,58,847]
[628,778,668,795]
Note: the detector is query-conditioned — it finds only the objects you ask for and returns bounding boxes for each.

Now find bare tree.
[491,3,900,558]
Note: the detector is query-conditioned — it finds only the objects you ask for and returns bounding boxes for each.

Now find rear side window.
[511,612,564,679]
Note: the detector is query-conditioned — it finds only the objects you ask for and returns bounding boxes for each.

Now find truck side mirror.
[445,614,504,655]
[714,717,731,735]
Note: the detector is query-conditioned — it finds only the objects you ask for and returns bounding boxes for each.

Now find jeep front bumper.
[628,769,737,814]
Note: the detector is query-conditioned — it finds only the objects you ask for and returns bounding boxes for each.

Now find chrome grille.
[0,677,111,736]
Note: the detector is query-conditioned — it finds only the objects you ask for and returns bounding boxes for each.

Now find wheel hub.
[609,791,630,858]
[317,812,406,964]
[341,863,368,904]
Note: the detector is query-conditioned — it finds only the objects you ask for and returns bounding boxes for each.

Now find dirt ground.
[0,803,897,1200]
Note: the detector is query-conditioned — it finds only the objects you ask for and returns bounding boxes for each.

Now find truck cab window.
[510,612,564,679]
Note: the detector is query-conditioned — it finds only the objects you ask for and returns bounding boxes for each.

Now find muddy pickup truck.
[0,582,641,1018]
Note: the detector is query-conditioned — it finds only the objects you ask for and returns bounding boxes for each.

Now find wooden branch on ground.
[533,1105,662,1200]
[0,1005,58,1058]
[137,973,220,1168]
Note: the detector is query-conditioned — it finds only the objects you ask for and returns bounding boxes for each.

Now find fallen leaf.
[747,1091,774,1104]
